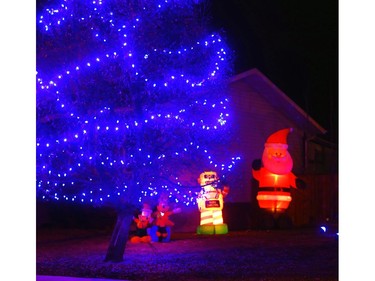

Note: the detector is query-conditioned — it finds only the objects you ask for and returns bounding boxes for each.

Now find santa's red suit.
[252,168,297,188]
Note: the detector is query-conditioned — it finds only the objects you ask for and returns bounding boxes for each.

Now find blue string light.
[37,0,241,206]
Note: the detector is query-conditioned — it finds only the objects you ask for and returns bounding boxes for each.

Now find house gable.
[223,68,330,204]
[229,68,326,137]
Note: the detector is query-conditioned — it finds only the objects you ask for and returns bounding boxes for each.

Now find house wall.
[288,174,338,226]
[305,139,338,174]
[188,76,338,231]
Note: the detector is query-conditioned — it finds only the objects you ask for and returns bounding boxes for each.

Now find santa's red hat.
[265,128,293,148]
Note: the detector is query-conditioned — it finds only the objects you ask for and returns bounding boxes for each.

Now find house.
[220,68,338,230]
[175,68,338,232]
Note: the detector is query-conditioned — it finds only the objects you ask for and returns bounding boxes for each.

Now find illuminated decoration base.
[130,235,151,243]
[197,223,228,235]
[256,191,292,213]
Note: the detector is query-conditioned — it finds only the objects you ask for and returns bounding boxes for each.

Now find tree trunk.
[104,207,134,262]
[103,79,144,262]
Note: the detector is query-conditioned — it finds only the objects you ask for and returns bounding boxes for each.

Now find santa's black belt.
[258,187,290,192]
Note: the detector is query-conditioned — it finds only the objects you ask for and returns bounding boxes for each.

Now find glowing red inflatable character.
[252,128,305,213]
[152,196,181,242]
[130,203,153,243]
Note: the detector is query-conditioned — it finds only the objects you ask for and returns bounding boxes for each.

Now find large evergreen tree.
[36,0,240,261]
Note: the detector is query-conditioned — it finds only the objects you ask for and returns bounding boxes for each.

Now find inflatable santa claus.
[252,128,305,213]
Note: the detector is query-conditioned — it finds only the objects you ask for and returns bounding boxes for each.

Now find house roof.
[229,68,327,136]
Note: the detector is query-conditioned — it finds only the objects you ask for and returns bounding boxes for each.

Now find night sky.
[210,0,338,142]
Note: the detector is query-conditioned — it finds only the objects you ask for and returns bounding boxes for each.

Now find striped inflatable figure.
[196,171,229,235]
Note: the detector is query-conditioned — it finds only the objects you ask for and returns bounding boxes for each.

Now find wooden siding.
[288,174,338,227]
